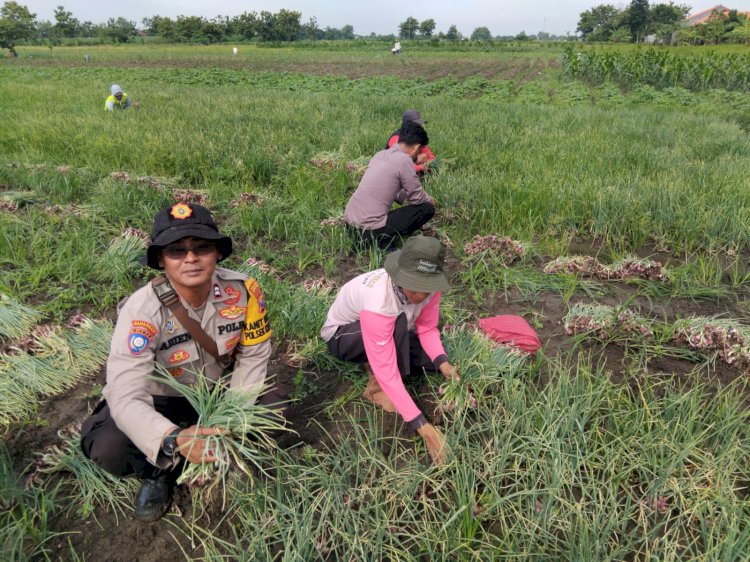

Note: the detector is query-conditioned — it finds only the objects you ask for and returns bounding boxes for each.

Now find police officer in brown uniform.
[80,202,274,521]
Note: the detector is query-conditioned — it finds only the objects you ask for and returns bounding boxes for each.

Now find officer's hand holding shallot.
[176,425,227,464]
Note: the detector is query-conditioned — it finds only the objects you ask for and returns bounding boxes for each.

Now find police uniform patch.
[246,279,266,314]
[169,349,190,364]
[170,203,192,220]
[223,285,241,305]
[165,319,178,334]
[169,367,185,378]
[219,305,246,319]
[241,278,272,346]
[225,335,240,349]
[128,320,158,355]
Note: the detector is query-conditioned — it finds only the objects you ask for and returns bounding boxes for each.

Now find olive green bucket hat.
[384,237,450,293]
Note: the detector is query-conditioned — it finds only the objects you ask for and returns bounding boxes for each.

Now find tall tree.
[398,16,419,39]
[274,9,301,41]
[201,18,225,43]
[142,15,174,40]
[300,16,322,40]
[648,2,689,42]
[257,11,277,41]
[53,5,78,38]
[99,16,136,43]
[576,4,621,41]
[340,24,354,40]
[626,0,650,42]
[0,1,36,55]
[470,26,492,41]
[445,24,459,41]
[173,15,205,42]
[419,18,436,38]
[232,11,258,40]
[729,16,750,44]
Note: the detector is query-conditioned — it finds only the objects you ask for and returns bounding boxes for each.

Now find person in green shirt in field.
[105,84,132,111]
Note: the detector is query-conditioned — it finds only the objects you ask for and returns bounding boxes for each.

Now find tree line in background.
[0,1,567,55]
[2,0,750,55]
[577,0,750,44]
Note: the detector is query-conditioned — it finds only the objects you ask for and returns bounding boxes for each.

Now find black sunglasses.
[162,242,216,260]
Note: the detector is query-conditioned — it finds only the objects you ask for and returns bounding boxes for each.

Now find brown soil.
[12,56,558,82]
[4,238,749,561]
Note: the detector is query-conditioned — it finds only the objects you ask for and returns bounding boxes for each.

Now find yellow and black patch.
[240,278,272,345]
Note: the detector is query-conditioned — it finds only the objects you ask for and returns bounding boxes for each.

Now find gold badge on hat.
[170,203,193,220]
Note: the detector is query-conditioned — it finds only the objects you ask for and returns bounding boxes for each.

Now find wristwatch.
[161,428,181,459]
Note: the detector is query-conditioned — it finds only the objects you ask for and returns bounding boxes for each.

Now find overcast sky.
[21,1,750,36]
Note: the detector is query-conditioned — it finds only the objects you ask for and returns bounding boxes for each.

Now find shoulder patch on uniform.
[128,320,158,355]
[240,278,271,346]
[245,278,266,314]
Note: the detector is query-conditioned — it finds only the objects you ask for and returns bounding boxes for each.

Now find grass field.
[1,43,750,561]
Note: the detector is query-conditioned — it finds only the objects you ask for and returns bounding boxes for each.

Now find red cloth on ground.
[478,315,541,354]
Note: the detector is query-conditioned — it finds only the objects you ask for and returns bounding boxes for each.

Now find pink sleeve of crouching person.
[414,292,447,364]
[360,309,422,423]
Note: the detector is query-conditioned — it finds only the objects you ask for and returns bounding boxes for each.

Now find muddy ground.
[4,236,748,562]
[8,55,558,83]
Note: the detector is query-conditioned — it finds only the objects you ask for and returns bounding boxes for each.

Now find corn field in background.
[562,46,750,91]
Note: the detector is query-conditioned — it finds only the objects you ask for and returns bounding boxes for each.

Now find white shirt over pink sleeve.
[321,269,447,424]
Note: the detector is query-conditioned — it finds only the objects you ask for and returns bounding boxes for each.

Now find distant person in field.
[80,203,284,522]
[386,109,436,175]
[391,41,401,54]
[321,236,458,465]
[345,121,436,251]
[105,84,132,111]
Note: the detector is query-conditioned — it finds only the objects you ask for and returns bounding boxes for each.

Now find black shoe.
[134,473,173,522]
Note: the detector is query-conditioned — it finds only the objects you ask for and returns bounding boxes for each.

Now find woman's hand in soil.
[176,425,227,464]
[417,423,449,465]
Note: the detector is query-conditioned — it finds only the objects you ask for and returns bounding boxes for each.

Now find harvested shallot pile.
[230,192,265,207]
[120,227,150,244]
[302,277,337,293]
[673,317,750,369]
[245,257,276,274]
[544,256,667,281]
[563,303,654,339]
[565,304,750,370]
[309,153,337,169]
[463,235,527,263]
[172,188,208,205]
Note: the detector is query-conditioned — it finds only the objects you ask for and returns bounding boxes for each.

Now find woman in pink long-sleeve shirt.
[320,237,458,464]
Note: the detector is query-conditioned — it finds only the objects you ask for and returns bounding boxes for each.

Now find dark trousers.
[80,396,197,480]
[351,202,435,251]
[80,391,288,480]
[326,313,436,377]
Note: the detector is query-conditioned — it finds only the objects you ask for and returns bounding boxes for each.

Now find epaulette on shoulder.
[215,267,248,282]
